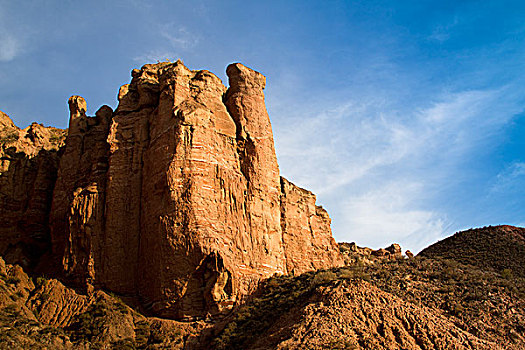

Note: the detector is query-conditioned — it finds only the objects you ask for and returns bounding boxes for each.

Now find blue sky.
[1,0,524,252]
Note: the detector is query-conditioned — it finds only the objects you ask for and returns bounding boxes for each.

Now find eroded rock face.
[339,241,405,265]
[0,111,66,271]
[49,96,112,290]
[280,177,342,275]
[47,60,342,319]
[252,280,498,350]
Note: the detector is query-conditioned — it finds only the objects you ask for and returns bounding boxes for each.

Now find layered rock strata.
[49,97,112,289]
[0,111,66,271]
[280,177,343,274]
[16,60,343,319]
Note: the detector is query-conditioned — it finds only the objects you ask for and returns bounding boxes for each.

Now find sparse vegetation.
[34,276,47,288]
[419,225,525,278]
[0,227,524,349]
[501,268,513,280]
[0,266,193,350]
[214,254,525,349]
[48,130,67,146]
[68,301,108,341]
[311,270,338,285]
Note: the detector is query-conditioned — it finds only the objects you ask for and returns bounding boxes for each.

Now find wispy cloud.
[428,16,459,42]
[160,25,199,50]
[125,0,154,11]
[276,88,506,195]
[491,162,525,193]
[0,34,18,61]
[133,50,180,64]
[340,181,450,253]
[134,24,198,65]
[0,4,23,63]
[272,84,520,252]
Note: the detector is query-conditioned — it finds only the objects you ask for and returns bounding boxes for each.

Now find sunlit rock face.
[47,60,343,319]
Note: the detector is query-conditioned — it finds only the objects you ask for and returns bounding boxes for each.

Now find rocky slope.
[419,225,525,278]
[209,239,525,349]
[339,241,406,265]
[2,236,524,349]
[0,256,205,349]
[1,61,343,320]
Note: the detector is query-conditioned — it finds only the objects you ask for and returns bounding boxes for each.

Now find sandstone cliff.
[0,111,66,271]
[44,60,342,319]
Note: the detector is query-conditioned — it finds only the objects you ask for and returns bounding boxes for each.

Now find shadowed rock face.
[49,96,112,290]
[0,111,66,272]
[46,61,343,319]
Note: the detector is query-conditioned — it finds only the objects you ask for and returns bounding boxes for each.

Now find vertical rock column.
[136,62,200,317]
[137,62,250,318]
[103,66,159,295]
[49,96,112,289]
[224,63,286,276]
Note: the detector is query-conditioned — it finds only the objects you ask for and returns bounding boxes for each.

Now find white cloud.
[133,50,180,64]
[0,33,19,62]
[134,25,198,65]
[160,25,198,50]
[502,162,525,178]
[276,89,504,195]
[428,16,459,42]
[272,86,520,252]
[339,181,449,253]
[0,6,23,62]
[491,162,525,193]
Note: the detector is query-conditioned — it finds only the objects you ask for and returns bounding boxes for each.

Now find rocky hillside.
[3,234,524,349]
[209,242,525,349]
[0,256,206,349]
[419,225,525,278]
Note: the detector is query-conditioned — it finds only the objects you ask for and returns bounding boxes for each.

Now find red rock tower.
[49,61,343,319]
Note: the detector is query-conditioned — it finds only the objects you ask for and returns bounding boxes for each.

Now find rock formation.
[49,96,112,290]
[45,60,342,319]
[280,177,344,273]
[339,241,405,265]
[0,256,204,349]
[0,111,66,271]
